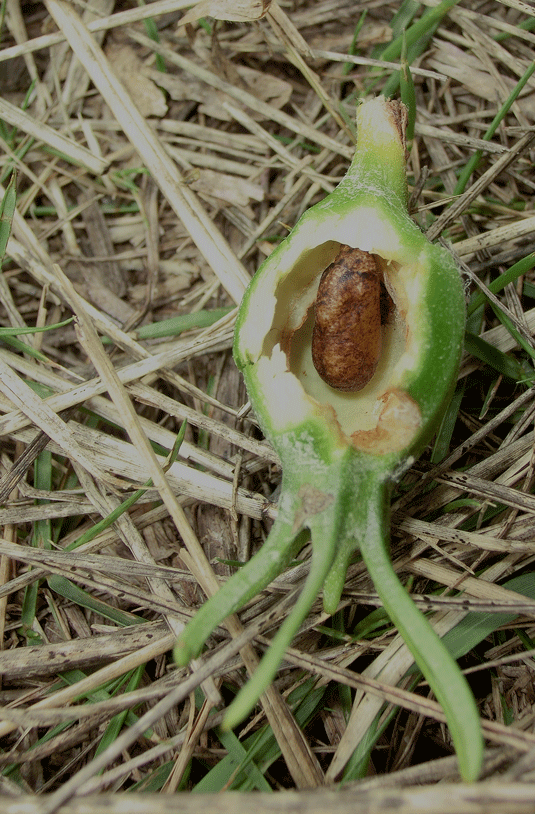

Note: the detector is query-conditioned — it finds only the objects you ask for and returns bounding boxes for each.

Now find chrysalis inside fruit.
[276,242,412,446]
[312,245,382,392]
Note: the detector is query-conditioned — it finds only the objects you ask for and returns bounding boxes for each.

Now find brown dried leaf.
[428,41,535,119]
[237,63,292,110]
[189,168,264,207]
[105,43,167,118]
[179,0,270,27]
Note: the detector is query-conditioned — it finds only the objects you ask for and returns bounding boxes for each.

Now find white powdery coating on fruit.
[276,426,334,479]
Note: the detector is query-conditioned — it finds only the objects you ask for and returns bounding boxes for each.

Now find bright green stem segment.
[173,521,307,667]
[341,99,408,208]
[175,448,483,782]
[357,481,484,783]
[222,527,338,731]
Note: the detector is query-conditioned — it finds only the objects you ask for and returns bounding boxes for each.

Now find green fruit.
[174,97,482,782]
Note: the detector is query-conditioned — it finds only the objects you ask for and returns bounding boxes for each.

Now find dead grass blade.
[2,0,535,802]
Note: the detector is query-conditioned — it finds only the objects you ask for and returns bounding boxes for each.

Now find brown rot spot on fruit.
[312,245,386,392]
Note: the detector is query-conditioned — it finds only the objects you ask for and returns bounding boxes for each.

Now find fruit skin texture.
[174,97,483,782]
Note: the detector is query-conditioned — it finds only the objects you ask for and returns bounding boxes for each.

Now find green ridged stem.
[358,500,483,784]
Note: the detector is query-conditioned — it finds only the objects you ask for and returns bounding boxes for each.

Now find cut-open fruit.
[174,97,483,782]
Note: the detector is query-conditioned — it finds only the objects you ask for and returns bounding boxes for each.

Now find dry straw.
[1,0,535,808]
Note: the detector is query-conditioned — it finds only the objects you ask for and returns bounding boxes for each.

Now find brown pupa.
[312,245,383,392]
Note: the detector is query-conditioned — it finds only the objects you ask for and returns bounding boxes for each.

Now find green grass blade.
[137,0,166,72]
[0,317,74,336]
[193,679,326,792]
[379,0,461,96]
[47,575,145,627]
[455,60,535,195]
[93,665,146,763]
[342,12,367,76]
[64,421,186,553]
[19,449,52,646]
[102,307,233,344]
[399,32,416,143]
[431,381,465,464]
[0,171,16,261]
[441,573,535,659]
[464,332,526,381]
[209,728,272,792]
[467,253,535,317]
